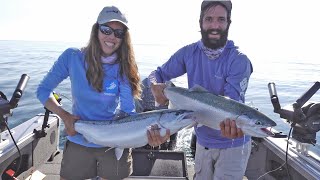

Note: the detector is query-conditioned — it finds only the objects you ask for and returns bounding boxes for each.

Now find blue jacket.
[150,40,253,148]
[36,48,135,147]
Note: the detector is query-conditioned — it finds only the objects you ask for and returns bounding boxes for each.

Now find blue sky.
[1,0,319,62]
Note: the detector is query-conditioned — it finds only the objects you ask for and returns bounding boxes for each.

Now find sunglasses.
[99,25,126,39]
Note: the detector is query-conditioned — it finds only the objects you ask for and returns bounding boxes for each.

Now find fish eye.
[255,121,262,125]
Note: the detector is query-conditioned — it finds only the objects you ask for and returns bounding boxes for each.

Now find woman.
[36,6,141,180]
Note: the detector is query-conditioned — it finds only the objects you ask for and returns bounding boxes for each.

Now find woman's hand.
[60,111,80,136]
[219,118,244,139]
[147,124,171,147]
[45,97,80,136]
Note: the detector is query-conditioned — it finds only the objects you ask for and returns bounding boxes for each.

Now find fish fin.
[115,148,124,161]
[168,101,176,109]
[189,85,208,92]
[113,110,130,120]
[82,136,90,143]
[105,147,114,152]
[165,81,176,87]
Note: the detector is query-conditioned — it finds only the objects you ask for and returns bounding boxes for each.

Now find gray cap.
[201,0,232,16]
[97,6,128,28]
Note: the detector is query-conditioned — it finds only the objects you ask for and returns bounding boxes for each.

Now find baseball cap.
[97,6,128,28]
[201,0,232,17]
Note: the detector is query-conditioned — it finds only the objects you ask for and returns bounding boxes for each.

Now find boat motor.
[268,81,320,145]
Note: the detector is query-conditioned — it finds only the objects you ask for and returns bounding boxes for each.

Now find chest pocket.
[211,73,226,94]
[103,79,119,96]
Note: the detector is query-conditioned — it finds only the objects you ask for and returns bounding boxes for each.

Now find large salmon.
[74,109,195,159]
[164,85,276,137]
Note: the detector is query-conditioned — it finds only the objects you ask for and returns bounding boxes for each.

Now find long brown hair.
[82,23,141,98]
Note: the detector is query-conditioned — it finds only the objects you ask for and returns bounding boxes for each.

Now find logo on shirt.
[106,82,117,90]
[104,80,119,96]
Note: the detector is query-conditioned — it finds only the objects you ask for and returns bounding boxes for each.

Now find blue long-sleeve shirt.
[36,48,135,147]
[149,40,253,148]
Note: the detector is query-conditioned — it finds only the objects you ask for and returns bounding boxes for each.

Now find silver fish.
[164,84,276,137]
[74,109,196,160]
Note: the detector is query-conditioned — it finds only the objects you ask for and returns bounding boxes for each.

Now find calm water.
[1,40,319,157]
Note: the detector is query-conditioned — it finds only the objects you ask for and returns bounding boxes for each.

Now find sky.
[1,0,320,62]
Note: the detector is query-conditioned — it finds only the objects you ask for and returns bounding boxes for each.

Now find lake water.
[0,40,319,158]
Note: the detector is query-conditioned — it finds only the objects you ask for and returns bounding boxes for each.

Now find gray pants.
[60,141,132,180]
[194,140,251,180]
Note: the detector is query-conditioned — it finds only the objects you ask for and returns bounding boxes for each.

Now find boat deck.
[33,151,247,180]
[32,151,195,180]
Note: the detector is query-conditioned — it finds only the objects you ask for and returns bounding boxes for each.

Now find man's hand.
[220,118,244,139]
[147,124,171,147]
[150,83,168,106]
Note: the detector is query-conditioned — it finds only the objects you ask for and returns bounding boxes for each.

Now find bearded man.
[147,1,253,179]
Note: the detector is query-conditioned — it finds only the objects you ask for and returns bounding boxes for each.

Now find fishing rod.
[267,81,320,180]
[0,74,30,135]
[268,81,320,144]
[0,74,30,179]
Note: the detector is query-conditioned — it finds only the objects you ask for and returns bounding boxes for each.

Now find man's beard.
[201,28,229,49]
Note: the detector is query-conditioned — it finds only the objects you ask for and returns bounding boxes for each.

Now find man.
[147,1,253,179]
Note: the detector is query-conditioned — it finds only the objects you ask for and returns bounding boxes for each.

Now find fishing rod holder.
[34,92,61,138]
[0,74,30,146]
[268,81,320,145]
